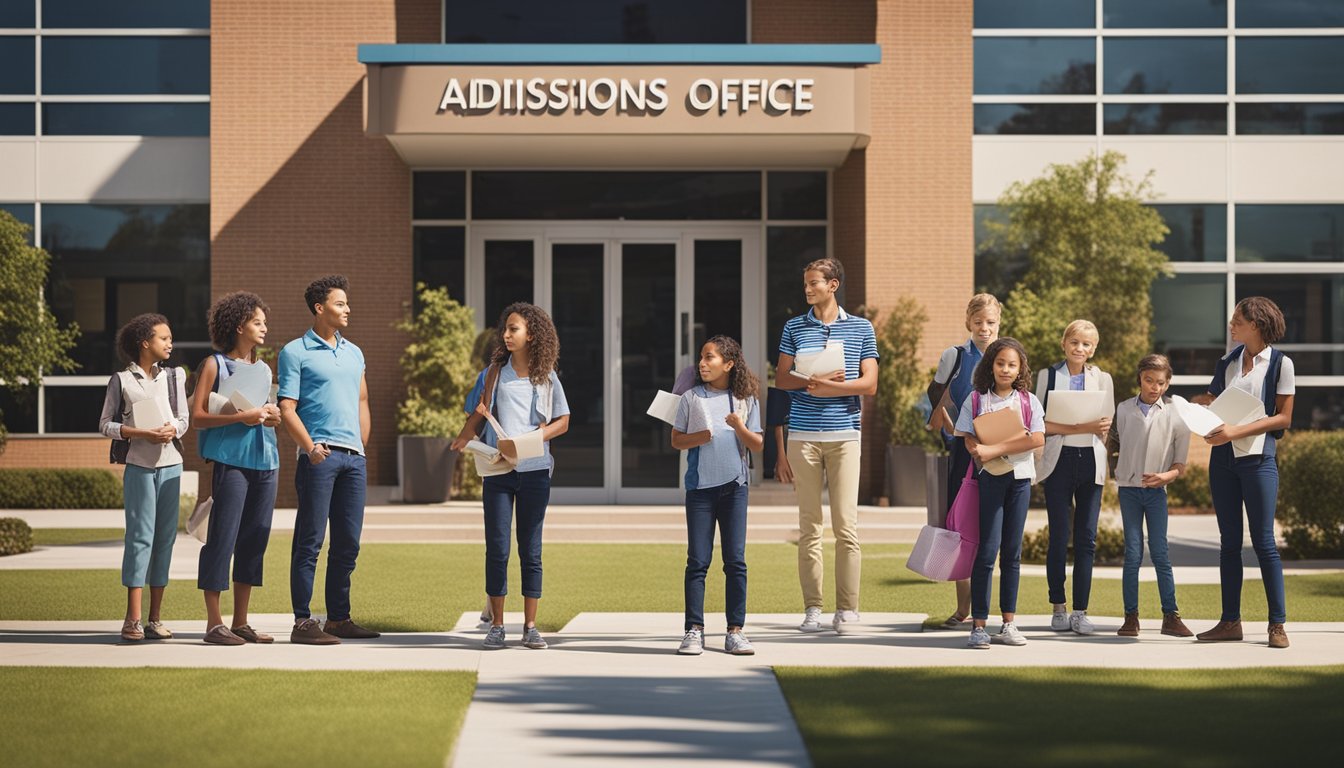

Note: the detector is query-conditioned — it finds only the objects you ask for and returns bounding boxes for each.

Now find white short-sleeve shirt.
[1226,345,1295,400]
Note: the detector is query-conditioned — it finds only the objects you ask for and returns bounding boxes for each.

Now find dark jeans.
[1210,453,1286,624]
[684,481,749,630]
[1044,447,1102,609]
[483,469,551,598]
[198,463,277,592]
[970,470,1031,621]
[291,451,366,621]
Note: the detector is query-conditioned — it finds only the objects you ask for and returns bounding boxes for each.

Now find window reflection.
[41,0,210,28]
[974,0,1094,28]
[483,240,533,325]
[1237,103,1344,135]
[1104,38,1225,94]
[1151,204,1227,262]
[974,205,1028,301]
[413,171,466,220]
[767,172,827,220]
[1151,273,1226,374]
[0,37,35,94]
[1103,0,1225,28]
[0,103,34,135]
[445,0,745,43]
[0,3,35,27]
[1236,274,1344,376]
[42,103,208,136]
[43,36,209,95]
[1236,205,1344,263]
[975,103,1095,134]
[974,38,1096,95]
[412,227,466,307]
[1237,38,1344,94]
[1104,103,1226,134]
[1238,0,1344,28]
[766,226,827,361]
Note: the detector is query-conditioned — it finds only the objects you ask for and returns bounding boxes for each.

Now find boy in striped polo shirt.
[775,257,879,634]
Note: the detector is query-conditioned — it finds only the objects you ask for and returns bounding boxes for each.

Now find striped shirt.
[778,306,879,441]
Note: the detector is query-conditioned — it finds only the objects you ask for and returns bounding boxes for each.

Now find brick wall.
[0,437,124,476]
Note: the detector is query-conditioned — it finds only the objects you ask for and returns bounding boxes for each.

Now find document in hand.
[479,407,546,461]
[686,396,715,434]
[1044,390,1110,425]
[972,405,1026,476]
[790,341,845,380]
[131,398,170,429]
[217,362,272,415]
[463,439,501,461]
[1172,389,1267,458]
[646,390,680,425]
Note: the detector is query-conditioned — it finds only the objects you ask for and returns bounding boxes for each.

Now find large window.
[975,103,1095,135]
[443,0,746,44]
[1237,205,1344,263]
[472,171,761,220]
[975,0,1094,29]
[1238,0,1344,28]
[1103,0,1226,29]
[974,38,1095,95]
[0,37,35,94]
[41,0,210,29]
[1237,38,1344,94]
[1104,38,1225,95]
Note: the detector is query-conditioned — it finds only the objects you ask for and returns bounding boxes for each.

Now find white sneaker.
[1051,609,1071,632]
[678,628,704,655]
[994,622,1027,646]
[967,626,991,649]
[724,630,755,655]
[1070,610,1096,635]
[832,610,860,635]
[799,606,825,632]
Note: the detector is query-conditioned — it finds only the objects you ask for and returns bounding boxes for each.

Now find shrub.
[0,517,33,556]
[396,285,478,439]
[455,459,482,501]
[0,469,122,508]
[871,298,942,453]
[1167,463,1212,510]
[177,494,197,532]
[1277,431,1344,558]
[1021,522,1126,566]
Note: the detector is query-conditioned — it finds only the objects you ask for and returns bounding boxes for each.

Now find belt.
[321,444,361,455]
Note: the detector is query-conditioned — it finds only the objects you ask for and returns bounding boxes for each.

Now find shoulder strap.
[951,345,965,380]
[1044,363,1058,410]
[481,363,502,414]
[167,366,179,414]
[971,390,980,418]
[1018,388,1032,425]
[1210,346,1241,396]
[1265,349,1286,439]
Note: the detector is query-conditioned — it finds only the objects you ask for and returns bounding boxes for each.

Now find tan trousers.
[789,439,862,612]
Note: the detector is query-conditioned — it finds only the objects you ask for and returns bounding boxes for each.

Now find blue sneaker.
[967,626,991,649]
[483,625,506,650]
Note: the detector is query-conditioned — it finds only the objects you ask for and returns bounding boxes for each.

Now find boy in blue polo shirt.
[277,275,378,646]
[775,257,878,635]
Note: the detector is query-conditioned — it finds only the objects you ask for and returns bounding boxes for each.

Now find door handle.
[680,312,689,356]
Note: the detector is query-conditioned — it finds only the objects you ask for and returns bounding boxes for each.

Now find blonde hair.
[1061,319,1099,345]
[966,293,1001,320]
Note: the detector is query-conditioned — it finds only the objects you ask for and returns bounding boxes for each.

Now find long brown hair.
[697,335,759,402]
[972,337,1032,394]
[491,302,559,385]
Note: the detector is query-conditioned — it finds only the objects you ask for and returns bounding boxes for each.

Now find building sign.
[437,77,815,115]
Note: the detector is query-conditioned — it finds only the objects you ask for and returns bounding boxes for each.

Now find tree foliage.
[983,152,1170,396]
[395,285,477,438]
[873,298,941,451]
[0,211,79,451]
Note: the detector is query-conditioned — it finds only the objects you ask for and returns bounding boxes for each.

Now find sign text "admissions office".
[438,77,816,115]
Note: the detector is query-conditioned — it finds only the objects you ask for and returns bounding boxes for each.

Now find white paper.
[206,392,231,416]
[511,428,545,461]
[686,396,715,434]
[229,388,256,412]
[646,390,680,425]
[1172,391,1267,458]
[1044,390,1109,425]
[789,341,845,380]
[131,398,169,429]
[216,361,272,416]
[463,439,500,461]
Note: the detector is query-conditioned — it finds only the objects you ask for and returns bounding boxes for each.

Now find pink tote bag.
[943,463,980,580]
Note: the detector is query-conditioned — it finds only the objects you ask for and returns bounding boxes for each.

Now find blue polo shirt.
[277,329,365,453]
[778,306,878,441]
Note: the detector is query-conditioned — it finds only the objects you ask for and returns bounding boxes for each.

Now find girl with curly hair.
[189,292,282,646]
[451,302,570,650]
[670,335,764,656]
[98,313,189,642]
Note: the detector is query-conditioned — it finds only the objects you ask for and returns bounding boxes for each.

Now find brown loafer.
[1117,612,1140,637]
[1162,612,1194,638]
[1196,619,1243,642]
[1268,623,1290,649]
[231,624,274,644]
[324,618,381,639]
[204,624,246,646]
[291,618,340,645]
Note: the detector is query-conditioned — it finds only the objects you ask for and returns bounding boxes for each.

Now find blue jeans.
[483,469,550,598]
[970,470,1031,621]
[1118,487,1178,615]
[121,464,182,588]
[1210,453,1286,624]
[684,481,749,630]
[198,463,277,592]
[1044,447,1102,609]
[291,451,366,621]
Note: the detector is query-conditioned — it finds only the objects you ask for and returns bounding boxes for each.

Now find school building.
[1,1,1340,504]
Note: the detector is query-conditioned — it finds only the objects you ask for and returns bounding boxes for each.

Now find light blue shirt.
[198,355,279,471]
[277,329,365,453]
[675,385,761,490]
[463,359,570,474]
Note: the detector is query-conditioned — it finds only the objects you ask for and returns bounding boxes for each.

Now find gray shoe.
[521,626,547,650]
[678,628,704,655]
[483,625,506,650]
[144,620,173,640]
[967,626,991,649]
[724,631,755,655]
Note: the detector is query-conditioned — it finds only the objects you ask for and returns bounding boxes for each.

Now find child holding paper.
[451,303,570,650]
[99,313,189,642]
[953,338,1045,649]
[670,336,764,656]
[191,292,282,646]
[1036,320,1114,635]
[1190,297,1294,649]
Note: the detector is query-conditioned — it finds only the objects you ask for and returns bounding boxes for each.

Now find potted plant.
[396,284,477,503]
[873,297,944,508]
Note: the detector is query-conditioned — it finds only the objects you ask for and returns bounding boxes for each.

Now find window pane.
[1152,273,1226,374]
[974,0,1094,28]
[42,204,209,374]
[1237,205,1344,263]
[42,102,208,136]
[1151,204,1227,262]
[550,243,604,487]
[1238,0,1344,28]
[1288,387,1344,430]
[0,37,34,94]
[974,205,1028,300]
[0,102,34,134]
[0,388,38,435]
[472,171,761,220]
[1104,38,1225,94]
[766,226,827,360]
[412,226,465,306]
[44,386,105,434]
[1104,0,1226,28]
[1236,274,1344,375]
[0,2,35,27]
[974,38,1096,95]
[0,203,35,243]
[42,0,210,28]
[413,171,466,220]
[975,103,1095,134]
[483,240,533,326]
[1237,38,1344,94]
[693,239,741,351]
[1237,102,1344,134]
[621,242,678,488]
[1103,103,1226,134]
[43,37,208,95]
[445,0,745,43]
[767,172,825,220]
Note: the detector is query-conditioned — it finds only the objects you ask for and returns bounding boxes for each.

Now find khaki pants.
[789,439,862,612]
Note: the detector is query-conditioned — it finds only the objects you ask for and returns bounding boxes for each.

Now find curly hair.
[696,335,760,402]
[972,337,1032,394]
[491,302,559,385]
[1236,296,1286,345]
[208,291,270,353]
[115,313,169,364]
[304,274,349,315]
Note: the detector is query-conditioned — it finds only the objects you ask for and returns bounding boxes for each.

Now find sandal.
[937,612,969,630]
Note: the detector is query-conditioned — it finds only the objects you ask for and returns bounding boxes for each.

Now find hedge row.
[1277,431,1344,558]
[0,469,123,509]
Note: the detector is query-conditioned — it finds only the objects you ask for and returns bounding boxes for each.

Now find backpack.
[109,366,182,464]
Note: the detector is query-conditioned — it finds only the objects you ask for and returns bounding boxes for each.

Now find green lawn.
[31,528,124,546]
[775,665,1344,767]
[2,536,1341,630]
[0,667,476,768]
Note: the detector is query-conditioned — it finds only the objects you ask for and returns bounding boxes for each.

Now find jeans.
[121,464,182,588]
[198,463,277,592]
[1118,487,1178,615]
[684,481,749,630]
[1044,447,1102,609]
[1210,454,1286,624]
[789,439,862,611]
[483,469,551,598]
[970,470,1031,621]
[291,451,367,621]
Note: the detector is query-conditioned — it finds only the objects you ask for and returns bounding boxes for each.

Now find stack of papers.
[131,398,170,429]
[479,407,545,461]
[646,390,680,425]
[1172,389,1267,458]
[1045,390,1112,447]
[790,342,845,380]
[462,440,500,461]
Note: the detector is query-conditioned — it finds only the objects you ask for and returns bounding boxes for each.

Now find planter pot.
[398,435,458,504]
[925,452,950,527]
[885,443,927,508]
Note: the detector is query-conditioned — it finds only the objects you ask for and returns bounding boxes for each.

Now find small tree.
[983,151,1170,396]
[395,285,477,439]
[0,211,79,452]
[873,297,942,452]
